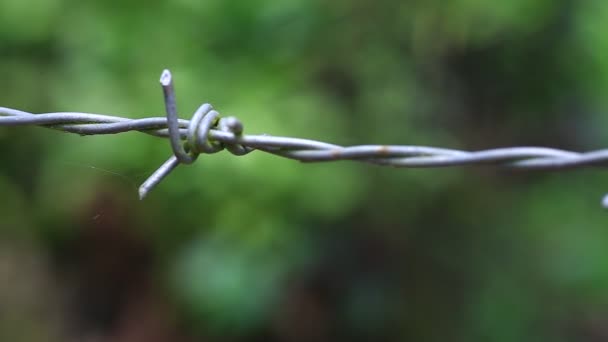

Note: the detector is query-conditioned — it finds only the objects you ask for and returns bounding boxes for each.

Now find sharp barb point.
[160,69,172,86]
[138,187,148,200]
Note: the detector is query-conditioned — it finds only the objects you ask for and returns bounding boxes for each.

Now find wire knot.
[183,103,221,160]
[138,69,253,199]
[183,103,252,160]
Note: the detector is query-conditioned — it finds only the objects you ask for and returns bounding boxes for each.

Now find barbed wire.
[1,70,607,206]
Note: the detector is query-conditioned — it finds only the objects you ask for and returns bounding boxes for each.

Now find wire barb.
[161,69,193,165]
[1,70,607,206]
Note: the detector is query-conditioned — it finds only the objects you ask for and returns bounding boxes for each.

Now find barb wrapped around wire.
[1,69,607,206]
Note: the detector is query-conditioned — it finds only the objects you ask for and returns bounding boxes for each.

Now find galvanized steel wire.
[1,70,607,205]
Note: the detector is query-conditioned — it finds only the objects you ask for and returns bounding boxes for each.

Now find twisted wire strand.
[1,70,606,205]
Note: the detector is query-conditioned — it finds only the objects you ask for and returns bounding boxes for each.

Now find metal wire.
[1,70,607,206]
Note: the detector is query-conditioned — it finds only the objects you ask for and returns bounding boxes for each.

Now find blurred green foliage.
[2,0,608,341]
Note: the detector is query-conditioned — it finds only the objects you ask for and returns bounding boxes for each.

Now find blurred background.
[2,0,608,341]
